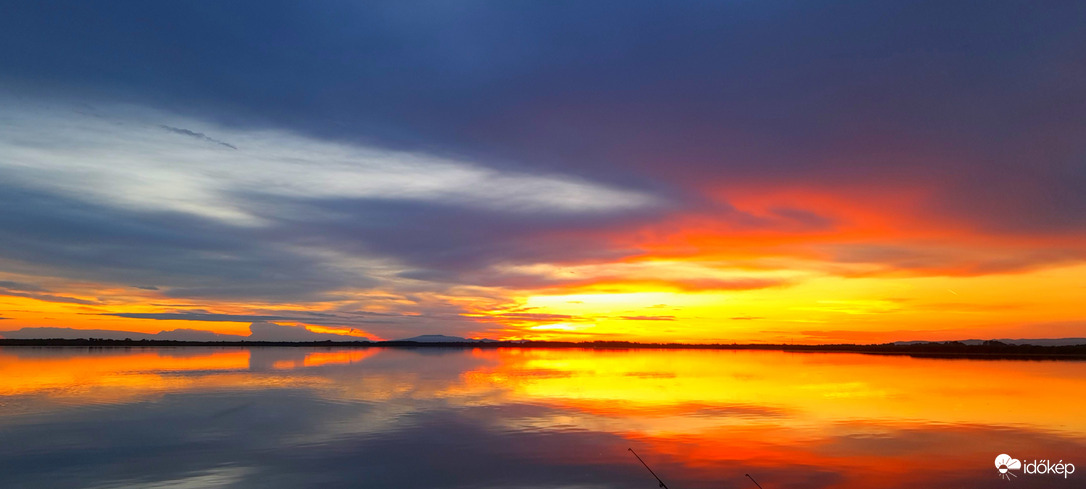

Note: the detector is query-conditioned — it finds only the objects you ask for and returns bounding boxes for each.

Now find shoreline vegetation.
[2,338,1086,360]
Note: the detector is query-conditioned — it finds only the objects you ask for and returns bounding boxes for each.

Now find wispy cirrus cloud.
[0,99,662,227]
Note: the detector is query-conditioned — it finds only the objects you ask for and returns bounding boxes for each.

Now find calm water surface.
[0,347,1083,488]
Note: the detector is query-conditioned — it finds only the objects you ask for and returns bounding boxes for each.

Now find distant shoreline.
[2,338,1086,360]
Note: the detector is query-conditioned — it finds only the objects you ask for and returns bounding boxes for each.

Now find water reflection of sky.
[0,347,1083,488]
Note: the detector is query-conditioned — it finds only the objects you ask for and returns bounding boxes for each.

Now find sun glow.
[486,261,1086,343]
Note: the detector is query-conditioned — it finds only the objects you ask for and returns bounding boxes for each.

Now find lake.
[0,347,1082,488]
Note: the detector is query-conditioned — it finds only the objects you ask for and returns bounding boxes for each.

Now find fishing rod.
[628,447,765,489]
[628,448,670,489]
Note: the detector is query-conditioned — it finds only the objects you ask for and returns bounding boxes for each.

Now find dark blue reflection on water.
[0,347,1083,488]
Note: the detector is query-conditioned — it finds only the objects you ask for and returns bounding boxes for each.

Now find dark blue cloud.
[2,0,1083,233]
[0,281,97,304]
[0,183,369,301]
[104,312,293,323]
[261,197,654,273]
[0,322,371,341]
[0,281,46,292]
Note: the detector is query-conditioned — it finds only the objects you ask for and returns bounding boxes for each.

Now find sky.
[0,1,1084,343]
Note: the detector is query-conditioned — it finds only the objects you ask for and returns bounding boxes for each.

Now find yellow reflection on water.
[458,349,1086,434]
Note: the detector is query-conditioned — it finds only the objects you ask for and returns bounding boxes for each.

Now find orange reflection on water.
[0,348,250,396]
[1,346,1083,488]
[0,347,379,410]
[460,348,1086,433]
[456,348,1086,488]
[270,349,378,369]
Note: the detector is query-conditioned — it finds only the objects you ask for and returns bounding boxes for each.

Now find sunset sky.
[1,1,1084,343]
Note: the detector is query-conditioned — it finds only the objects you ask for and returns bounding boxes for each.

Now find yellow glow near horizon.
[501,262,1086,343]
[1,261,1084,343]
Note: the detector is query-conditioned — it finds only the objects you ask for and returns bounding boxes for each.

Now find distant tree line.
[1,338,1085,359]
